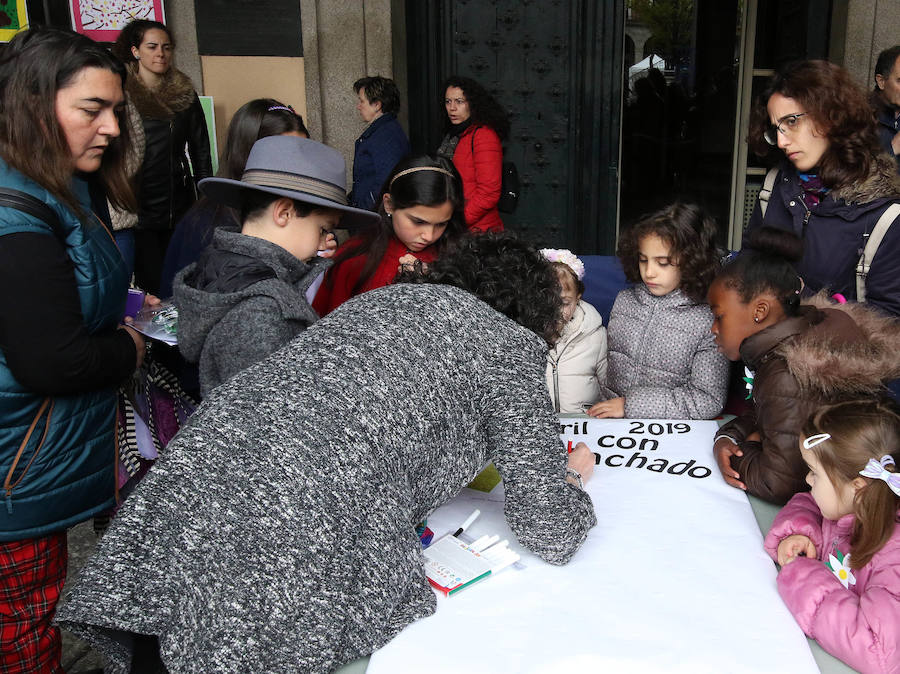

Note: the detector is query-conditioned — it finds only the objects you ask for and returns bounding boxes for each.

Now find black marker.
[453,509,480,537]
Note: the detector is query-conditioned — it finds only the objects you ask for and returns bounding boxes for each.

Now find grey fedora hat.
[198,136,381,228]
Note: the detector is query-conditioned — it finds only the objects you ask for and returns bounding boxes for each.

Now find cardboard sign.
[368,418,818,673]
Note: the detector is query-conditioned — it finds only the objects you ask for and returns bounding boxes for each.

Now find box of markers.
[422,535,518,596]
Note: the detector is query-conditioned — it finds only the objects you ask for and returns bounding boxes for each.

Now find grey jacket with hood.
[174,228,330,396]
[604,284,729,419]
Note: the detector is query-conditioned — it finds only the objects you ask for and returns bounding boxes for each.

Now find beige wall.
[300,0,395,183]
[166,0,203,93]
[843,0,900,87]
[199,56,308,160]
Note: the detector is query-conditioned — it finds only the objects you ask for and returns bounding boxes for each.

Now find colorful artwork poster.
[70,0,166,43]
[0,0,29,43]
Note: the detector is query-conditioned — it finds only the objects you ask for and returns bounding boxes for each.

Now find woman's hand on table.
[777,534,816,566]
[713,437,746,491]
[586,397,625,418]
[567,442,595,486]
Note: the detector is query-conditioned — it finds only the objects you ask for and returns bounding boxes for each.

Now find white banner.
[368,418,818,674]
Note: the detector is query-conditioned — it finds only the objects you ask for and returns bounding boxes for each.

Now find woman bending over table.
[58,232,597,673]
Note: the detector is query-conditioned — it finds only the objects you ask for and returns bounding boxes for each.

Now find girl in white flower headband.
[540,249,607,413]
[764,398,900,673]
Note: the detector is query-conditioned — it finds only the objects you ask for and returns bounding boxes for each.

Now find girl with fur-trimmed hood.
[709,228,900,505]
[747,60,900,317]
[113,19,212,294]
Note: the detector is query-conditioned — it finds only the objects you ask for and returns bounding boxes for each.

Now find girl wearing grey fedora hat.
[172,135,380,396]
[314,154,469,315]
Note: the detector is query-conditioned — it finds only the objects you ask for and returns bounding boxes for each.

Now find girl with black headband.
[314,155,468,315]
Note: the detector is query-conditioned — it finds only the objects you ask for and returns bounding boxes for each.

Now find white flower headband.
[540,248,585,280]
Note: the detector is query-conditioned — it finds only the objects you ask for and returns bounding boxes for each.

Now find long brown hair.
[803,398,900,569]
[748,60,882,190]
[0,27,134,216]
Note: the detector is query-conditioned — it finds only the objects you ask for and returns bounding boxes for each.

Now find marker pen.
[453,509,481,537]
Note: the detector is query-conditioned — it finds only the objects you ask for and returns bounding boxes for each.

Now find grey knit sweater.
[174,227,330,396]
[605,284,729,418]
[58,282,596,673]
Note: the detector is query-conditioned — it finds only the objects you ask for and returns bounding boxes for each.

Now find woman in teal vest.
[0,28,143,672]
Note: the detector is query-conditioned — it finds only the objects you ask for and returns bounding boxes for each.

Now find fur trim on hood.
[831,153,900,205]
[780,293,900,397]
[126,64,197,120]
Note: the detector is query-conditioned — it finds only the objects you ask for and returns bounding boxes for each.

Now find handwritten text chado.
[558,419,713,479]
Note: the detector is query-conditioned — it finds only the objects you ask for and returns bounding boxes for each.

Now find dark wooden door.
[406,0,623,254]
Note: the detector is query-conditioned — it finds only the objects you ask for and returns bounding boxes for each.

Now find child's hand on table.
[777,534,816,566]
[713,437,746,490]
[586,397,625,418]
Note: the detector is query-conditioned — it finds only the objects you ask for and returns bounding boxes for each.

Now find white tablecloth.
[368,418,819,674]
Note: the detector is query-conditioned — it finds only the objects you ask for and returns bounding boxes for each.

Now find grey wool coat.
[604,285,729,418]
[174,227,330,396]
[57,283,597,673]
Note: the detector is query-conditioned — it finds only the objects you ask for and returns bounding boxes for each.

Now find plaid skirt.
[0,532,67,673]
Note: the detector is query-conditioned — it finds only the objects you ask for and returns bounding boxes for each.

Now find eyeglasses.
[763,113,808,146]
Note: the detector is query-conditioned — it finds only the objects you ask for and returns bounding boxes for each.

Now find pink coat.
[764,492,900,673]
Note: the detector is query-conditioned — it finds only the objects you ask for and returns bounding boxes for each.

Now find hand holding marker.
[566,440,603,464]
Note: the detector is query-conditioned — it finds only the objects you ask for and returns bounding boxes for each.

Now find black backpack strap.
[0,188,66,242]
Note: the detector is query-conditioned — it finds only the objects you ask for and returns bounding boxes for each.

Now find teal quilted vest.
[0,158,128,541]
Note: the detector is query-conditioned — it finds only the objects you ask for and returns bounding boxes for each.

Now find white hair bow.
[858,455,900,496]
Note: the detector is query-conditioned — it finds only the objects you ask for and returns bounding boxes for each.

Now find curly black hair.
[398,232,563,345]
[715,227,804,316]
[617,202,722,303]
[442,76,510,140]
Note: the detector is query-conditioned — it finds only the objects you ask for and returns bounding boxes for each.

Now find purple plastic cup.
[124,288,145,318]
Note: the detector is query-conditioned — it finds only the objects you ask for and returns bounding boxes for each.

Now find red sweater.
[313,236,439,316]
[453,125,504,233]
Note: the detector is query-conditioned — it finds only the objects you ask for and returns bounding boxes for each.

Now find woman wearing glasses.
[436,76,509,232]
[746,60,900,317]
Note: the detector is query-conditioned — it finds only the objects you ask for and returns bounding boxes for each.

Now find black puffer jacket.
[127,65,212,231]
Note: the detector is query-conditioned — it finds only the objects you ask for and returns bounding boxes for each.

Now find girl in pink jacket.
[764,398,900,674]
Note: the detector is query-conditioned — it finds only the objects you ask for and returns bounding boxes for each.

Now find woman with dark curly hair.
[587,202,729,420]
[746,60,900,317]
[58,232,598,673]
[314,155,468,315]
[436,75,509,232]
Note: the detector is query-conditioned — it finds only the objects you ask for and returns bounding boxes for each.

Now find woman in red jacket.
[436,76,509,233]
